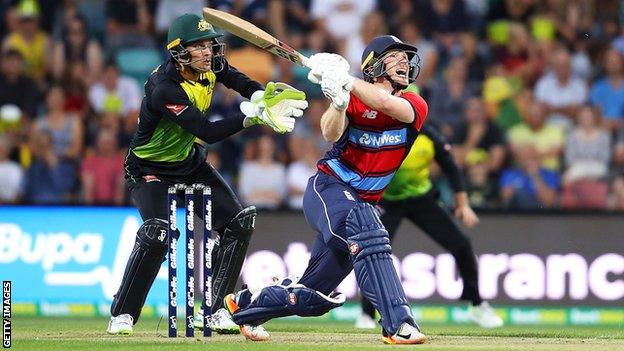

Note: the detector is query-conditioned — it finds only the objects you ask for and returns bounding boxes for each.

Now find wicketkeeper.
[106,13,308,335]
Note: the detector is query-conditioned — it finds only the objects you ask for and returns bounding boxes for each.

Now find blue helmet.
[360,35,420,86]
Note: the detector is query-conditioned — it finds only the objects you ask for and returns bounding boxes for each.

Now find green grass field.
[10,316,624,351]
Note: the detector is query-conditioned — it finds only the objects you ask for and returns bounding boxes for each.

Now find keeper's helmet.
[360,35,421,88]
[166,13,226,72]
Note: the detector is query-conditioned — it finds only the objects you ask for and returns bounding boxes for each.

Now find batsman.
[106,13,308,335]
[224,35,429,344]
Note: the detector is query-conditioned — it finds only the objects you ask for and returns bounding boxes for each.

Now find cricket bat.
[202,7,311,68]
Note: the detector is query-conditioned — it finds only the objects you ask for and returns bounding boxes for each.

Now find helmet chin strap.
[378,59,409,93]
[179,56,212,77]
[380,72,408,93]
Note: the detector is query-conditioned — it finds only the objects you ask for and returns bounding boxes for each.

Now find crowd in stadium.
[1,0,623,211]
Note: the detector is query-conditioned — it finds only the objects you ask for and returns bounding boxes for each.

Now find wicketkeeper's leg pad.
[346,203,415,335]
[211,206,256,311]
[111,218,173,323]
[230,277,346,326]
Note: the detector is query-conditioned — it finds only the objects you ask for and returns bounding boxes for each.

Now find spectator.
[420,0,469,40]
[80,129,125,205]
[1,0,51,82]
[493,23,541,86]
[35,85,83,160]
[155,0,205,39]
[486,0,536,23]
[0,49,39,166]
[500,147,560,210]
[508,102,565,172]
[343,11,386,77]
[428,56,480,138]
[482,75,524,131]
[589,47,624,133]
[60,61,89,118]
[459,32,490,83]
[286,137,319,209]
[377,0,417,35]
[213,0,270,28]
[310,0,376,43]
[546,0,595,47]
[452,97,506,174]
[0,48,41,121]
[0,134,23,203]
[238,135,286,209]
[281,0,315,34]
[22,130,76,204]
[51,15,103,84]
[75,0,108,43]
[88,61,142,136]
[399,20,439,88]
[534,47,588,129]
[465,150,498,209]
[561,106,611,209]
[105,0,157,55]
[420,0,469,71]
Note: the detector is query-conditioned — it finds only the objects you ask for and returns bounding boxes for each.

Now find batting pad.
[346,203,414,335]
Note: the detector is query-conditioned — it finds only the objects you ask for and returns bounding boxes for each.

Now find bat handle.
[301,55,312,69]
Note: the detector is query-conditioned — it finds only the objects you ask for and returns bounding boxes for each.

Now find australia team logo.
[198,19,213,32]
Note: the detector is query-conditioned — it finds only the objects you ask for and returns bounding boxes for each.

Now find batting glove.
[307,53,350,85]
[241,82,308,133]
[320,69,355,111]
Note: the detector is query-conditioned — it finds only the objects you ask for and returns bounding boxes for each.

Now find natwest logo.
[358,132,403,147]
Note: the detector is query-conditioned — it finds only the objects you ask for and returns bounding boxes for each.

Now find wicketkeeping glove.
[241,82,308,133]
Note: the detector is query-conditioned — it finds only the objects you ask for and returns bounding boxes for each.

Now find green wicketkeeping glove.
[241,82,309,133]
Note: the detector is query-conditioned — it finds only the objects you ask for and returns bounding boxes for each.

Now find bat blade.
[202,7,310,68]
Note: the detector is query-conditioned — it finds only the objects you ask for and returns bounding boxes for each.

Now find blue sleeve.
[499,169,516,188]
[540,170,560,190]
[589,82,600,106]
[50,162,76,193]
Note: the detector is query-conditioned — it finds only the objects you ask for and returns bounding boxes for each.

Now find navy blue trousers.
[298,172,365,294]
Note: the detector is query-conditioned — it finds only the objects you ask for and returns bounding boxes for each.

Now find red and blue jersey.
[318,91,428,202]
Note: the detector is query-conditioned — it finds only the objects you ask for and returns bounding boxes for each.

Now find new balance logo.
[362,109,378,119]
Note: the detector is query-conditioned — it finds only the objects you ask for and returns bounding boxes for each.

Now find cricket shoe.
[468,302,504,328]
[107,314,133,335]
[354,312,377,329]
[193,308,240,334]
[224,292,270,341]
[381,322,426,345]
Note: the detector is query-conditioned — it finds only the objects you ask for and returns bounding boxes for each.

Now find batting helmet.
[166,14,226,72]
[360,35,420,86]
